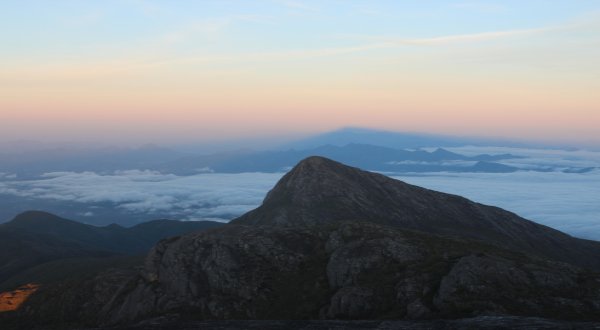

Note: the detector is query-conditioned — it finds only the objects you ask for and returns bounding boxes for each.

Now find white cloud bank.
[394,170,600,240]
[0,170,283,221]
[0,146,599,239]
[396,146,600,239]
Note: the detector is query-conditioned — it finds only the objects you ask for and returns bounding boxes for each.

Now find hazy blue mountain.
[0,128,588,180]
[161,143,521,174]
[0,142,522,177]
[0,133,551,179]
[470,161,517,173]
[279,127,535,150]
[563,167,597,173]
[0,144,184,179]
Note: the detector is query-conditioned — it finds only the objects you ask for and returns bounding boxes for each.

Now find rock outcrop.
[234,157,600,269]
[101,221,600,325]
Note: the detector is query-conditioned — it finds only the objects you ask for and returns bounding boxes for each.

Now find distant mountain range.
[0,130,597,231]
[160,143,523,174]
[3,157,600,329]
[279,127,538,150]
[0,145,184,179]
[1,128,590,179]
[0,141,520,177]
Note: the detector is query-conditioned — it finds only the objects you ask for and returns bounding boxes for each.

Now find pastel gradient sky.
[2,1,600,145]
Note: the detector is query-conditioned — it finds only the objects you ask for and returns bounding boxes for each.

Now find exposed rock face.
[99,221,600,325]
[104,225,331,323]
[234,157,600,269]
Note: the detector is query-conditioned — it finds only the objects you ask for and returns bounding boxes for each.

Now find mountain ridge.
[161,143,520,175]
[3,210,224,254]
[279,127,534,150]
[233,156,600,269]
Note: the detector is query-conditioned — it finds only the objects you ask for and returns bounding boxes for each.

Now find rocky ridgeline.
[234,157,600,269]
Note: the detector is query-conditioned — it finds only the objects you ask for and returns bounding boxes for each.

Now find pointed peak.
[284,156,357,181]
[294,156,342,169]
[6,211,77,228]
[234,156,405,227]
[432,148,452,154]
[105,223,125,229]
[11,210,63,222]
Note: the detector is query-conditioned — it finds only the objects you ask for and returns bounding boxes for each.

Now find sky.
[1,1,600,145]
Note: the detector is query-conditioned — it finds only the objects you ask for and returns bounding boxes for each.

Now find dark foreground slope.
[7,222,600,329]
[0,211,223,287]
[84,318,600,330]
[234,157,600,269]
[99,222,600,325]
[4,157,600,329]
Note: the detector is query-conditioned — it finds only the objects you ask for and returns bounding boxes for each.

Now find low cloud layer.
[447,146,600,169]
[0,147,599,240]
[0,170,283,221]
[410,147,600,239]
[394,170,600,240]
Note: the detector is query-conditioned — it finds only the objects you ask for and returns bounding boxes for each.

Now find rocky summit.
[4,157,600,329]
[235,156,600,269]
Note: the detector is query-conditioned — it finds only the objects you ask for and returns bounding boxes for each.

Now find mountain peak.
[233,157,600,269]
[289,155,347,174]
[271,156,373,196]
[235,156,419,227]
[7,211,71,227]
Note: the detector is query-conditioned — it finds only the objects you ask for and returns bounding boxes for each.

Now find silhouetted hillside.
[0,211,223,285]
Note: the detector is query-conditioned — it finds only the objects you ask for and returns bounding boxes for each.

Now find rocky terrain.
[99,221,600,324]
[3,157,600,329]
[235,157,600,269]
[95,318,600,330]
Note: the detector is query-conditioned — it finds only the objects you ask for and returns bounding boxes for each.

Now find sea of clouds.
[0,146,598,239]
[0,170,283,222]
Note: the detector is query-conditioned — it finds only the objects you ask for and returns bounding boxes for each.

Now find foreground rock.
[86,317,600,330]
[97,221,600,325]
